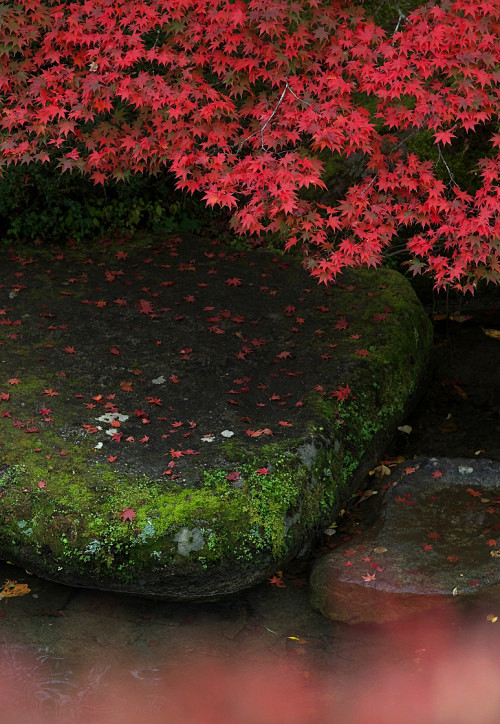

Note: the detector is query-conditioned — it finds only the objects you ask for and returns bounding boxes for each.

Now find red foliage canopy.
[1,0,499,289]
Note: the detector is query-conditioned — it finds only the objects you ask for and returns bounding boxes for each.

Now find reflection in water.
[1,611,500,723]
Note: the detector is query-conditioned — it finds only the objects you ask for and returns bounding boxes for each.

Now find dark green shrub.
[0,163,213,245]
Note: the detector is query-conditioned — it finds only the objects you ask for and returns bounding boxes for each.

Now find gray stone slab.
[310,457,500,623]
[0,235,431,599]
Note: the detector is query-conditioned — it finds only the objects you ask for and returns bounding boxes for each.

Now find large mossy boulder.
[0,234,432,599]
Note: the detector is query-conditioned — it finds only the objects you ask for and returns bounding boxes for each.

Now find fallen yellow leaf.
[287,636,309,645]
[369,464,391,478]
[483,327,500,340]
[449,312,473,323]
[397,425,412,434]
[452,383,467,399]
[0,581,31,599]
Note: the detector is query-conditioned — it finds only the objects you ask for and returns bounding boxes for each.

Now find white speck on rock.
[174,527,205,556]
[152,376,166,385]
[297,441,317,469]
[97,412,129,424]
[201,435,215,443]
[458,465,474,474]
[221,430,234,438]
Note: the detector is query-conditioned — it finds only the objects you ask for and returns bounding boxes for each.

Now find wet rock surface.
[0,234,432,599]
[310,457,500,623]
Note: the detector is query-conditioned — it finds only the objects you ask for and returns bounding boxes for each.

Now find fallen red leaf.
[137,299,154,315]
[331,384,351,401]
[268,574,285,588]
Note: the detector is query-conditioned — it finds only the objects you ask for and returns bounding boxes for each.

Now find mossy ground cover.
[0,233,432,598]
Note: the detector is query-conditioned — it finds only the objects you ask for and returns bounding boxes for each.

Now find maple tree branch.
[393,5,407,34]
[286,84,312,108]
[236,81,312,153]
[360,172,379,195]
[151,29,161,50]
[437,144,457,186]
[361,130,422,195]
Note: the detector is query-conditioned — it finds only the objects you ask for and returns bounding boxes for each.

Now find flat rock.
[0,234,432,599]
[310,457,500,623]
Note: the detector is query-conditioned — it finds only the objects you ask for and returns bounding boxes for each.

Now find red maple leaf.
[119,508,136,522]
[137,299,154,315]
[43,389,59,396]
[268,574,285,588]
[226,277,242,286]
[331,384,351,401]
